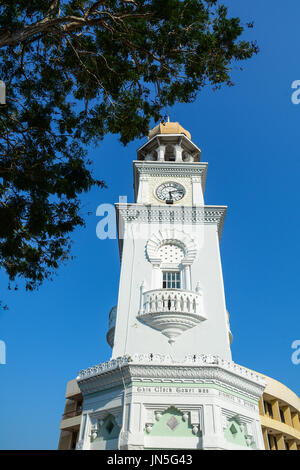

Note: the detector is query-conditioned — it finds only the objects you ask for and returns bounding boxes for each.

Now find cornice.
[116,204,227,258]
[77,354,266,400]
[116,203,226,228]
[133,161,208,195]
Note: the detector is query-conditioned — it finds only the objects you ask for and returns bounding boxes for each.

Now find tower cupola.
[137,120,202,163]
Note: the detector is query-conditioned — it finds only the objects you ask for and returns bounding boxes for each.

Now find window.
[285,440,289,450]
[280,408,285,423]
[267,433,272,450]
[71,430,78,450]
[106,418,115,434]
[163,271,181,289]
[76,399,83,412]
[269,434,278,450]
[165,145,176,161]
[265,402,273,419]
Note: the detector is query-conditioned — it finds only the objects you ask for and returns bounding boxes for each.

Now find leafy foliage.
[0,0,257,293]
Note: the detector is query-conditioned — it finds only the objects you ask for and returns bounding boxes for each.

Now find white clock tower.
[76,121,266,450]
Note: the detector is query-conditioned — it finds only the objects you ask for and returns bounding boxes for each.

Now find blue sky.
[1,1,300,449]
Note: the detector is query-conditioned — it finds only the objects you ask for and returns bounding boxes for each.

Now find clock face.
[156,182,185,202]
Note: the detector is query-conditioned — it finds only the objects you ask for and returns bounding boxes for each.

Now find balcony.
[226,310,233,345]
[60,403,82,431]
[260,415,300,442]
[62,409,82,420]
[60,414,82,431]
[138,288,206,344]
[106,306,117,348]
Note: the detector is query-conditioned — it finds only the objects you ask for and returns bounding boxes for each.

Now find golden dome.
[148,120,191,140]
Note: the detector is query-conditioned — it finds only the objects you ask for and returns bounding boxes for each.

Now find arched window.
[182,151,194,162]
[164,145,176,161]
[145,150,157,161]
[146,229,197,291]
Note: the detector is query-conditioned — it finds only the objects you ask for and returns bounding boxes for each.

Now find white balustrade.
[140,289,201,317]
[108,306,117,330]
[107,306,117,348]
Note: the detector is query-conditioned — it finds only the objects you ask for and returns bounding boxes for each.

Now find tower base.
[76,354,266,450]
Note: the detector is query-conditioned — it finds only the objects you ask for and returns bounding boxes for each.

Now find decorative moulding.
[145,423,153,433]
[116,204,227,261]
[76,354,266,399]
[146,228,197,265]
[115,204,227,238]
[90,406,123,424]
[77,353,266,385]
[133,161,208,193]
[139,311,203,344]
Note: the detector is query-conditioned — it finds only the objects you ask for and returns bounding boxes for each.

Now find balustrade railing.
[108,306,117,330]
[107,306,117,348]
[140,289,201,316]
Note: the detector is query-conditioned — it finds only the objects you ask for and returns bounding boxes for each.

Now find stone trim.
[146,228,197,265]
[133,161,207,193]
[116,204,227,243]
[77,354,266,400]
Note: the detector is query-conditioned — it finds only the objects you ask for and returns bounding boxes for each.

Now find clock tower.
[76,121,266,450]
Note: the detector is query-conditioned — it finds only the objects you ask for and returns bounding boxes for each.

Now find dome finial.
[148,120,191,140]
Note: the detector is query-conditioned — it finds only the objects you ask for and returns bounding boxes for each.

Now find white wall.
[112,221,231,362]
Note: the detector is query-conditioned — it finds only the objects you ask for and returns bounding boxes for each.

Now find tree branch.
[0,8,153,48]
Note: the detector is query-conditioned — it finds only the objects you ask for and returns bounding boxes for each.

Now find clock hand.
[167,189,183,203]
[169,189,183,196]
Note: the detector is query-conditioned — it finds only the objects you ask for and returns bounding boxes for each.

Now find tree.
[0,0,257,296]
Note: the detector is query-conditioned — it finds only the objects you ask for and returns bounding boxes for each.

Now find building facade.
[58,121,299,450]
[260,374,300,450]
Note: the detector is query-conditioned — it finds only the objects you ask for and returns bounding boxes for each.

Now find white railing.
[108,306,117,331]
[106,306,117,348]
[140,289,201,316]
